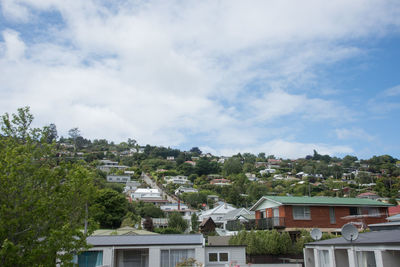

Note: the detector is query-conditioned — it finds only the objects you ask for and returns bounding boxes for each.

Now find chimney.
[224,201,227,209]
[178,199,181,211]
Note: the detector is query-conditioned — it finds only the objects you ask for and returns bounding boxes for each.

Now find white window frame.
[292,206,311,220]
[207,251,230,263]
[367,207,380,217]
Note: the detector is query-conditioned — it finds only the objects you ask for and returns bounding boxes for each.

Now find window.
[329,207,336,224]
[208,252,229,263]
[367,207,380,217]
[209,253,218,262]
[219,252,228,262]
[77,251,103,267]
[356,251,376,267]
[318,250,330,267]
[349,207,361,216]
[161,249,195,267]
[293,206,311,220]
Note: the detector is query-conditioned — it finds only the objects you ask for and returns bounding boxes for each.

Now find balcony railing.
[226,217,285,231]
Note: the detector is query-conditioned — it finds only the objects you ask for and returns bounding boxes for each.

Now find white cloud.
[383,85,400,97]
[335,128,375,141]
[0,1,399,157]
[1,30,26,61]
[211,139,353,159]
[1,0,31,22]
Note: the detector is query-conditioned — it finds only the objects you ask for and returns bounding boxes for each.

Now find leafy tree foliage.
[191,213,199,232]
[223,157,243,175]
[189,147,202,156]
[168,212,188,233]
[195,158,220,176]
[132,202,165,218]
[0,107,97,266]
[92,188,128,228]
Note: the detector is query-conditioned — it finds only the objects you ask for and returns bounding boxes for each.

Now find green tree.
[191,213,199,232]
[0,107,97,266]
[168,212,188,233]
[223,157,243,175]
[92,188,128,228]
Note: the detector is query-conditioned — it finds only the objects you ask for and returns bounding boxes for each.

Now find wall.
[205,246,246,267]
[249,264,302,267]
[284,206,388,229]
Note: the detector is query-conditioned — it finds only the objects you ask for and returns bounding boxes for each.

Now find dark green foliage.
[223,157,243,175]
[191,213,199,232]
[195,158,220,176]
[167,212,188,233]
[132,202,165,218]
[92,188,128,228]
[153,227,182,234]
[229,230,292,255]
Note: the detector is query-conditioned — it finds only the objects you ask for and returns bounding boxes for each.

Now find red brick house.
[249,196,392,232]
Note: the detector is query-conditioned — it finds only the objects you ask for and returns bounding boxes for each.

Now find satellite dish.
[341,223,359,242]
[310,228,322,241]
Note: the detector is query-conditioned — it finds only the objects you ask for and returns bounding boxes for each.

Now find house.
[260,168,276,175]
[174,186,198,195]
[368,213,400,231]
[131,188,167,205]
[98,160,129,173]
[107,175,131,183]
[198,202,236,227]
[200,217,217,235]
[245,173,258,182]
[184,160,196,166]
[123,180,141,194]
[250,196,392,232]
[389,205,400,216]
[166,156,175,161]
[255,162,269,168]
[357,192,380,200]
[74,234,246,267]
[304,230,400,267]
[210,178,231,186]
[220,208,254,230]
[164,175,192,185]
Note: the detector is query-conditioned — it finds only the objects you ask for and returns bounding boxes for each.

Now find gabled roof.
[199,217,216,227]
[221,208,252,221]
[250,195,392,211]
[200,202,236,217]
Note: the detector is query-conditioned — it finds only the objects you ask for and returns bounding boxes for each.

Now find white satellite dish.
[341,223,359,242]
[310,228,322,241]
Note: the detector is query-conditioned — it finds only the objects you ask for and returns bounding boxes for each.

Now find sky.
[0,0,400,159]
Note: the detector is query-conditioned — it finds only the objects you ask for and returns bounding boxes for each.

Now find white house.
[304,229,400,267]
[131,188,166,204]
[220,208,254,230]
[123,181,141,193]
[74,234,246,267]
[260,168,276,175]
[174,186,198,195]
[165,175,192,185]
[198,202,236,227]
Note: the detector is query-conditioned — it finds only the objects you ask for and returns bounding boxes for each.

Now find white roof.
[200,202,236,217]
[134,188,160,193]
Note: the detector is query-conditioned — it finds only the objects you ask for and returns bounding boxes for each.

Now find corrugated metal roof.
[263,196,392,206]
[87,234,204,246]
[306,230,400,246]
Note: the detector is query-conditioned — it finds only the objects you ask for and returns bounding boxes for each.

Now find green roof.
[263,196,392,207]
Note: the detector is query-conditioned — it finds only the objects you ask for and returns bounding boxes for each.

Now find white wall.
[205,246,246,267]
